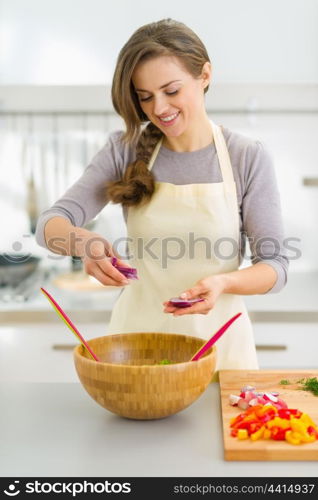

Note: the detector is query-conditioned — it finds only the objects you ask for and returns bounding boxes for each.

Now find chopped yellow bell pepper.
[250,426,265,441]
[299,413,317,429]
[285,430,301,445]
[255,405,277,417]
[290,419,308,435]
[263,428,272,439]
[267,417,290,429]
[300,433,316,444]
[237,429,249,440]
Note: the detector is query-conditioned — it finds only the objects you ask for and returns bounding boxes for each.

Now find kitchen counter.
[1,381,317,477]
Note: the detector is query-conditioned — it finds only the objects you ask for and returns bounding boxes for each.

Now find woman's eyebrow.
[135,80,182,92]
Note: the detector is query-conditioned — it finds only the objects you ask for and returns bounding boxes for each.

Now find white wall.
[1,0,318,85]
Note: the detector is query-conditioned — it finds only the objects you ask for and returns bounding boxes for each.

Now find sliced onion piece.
[244,391,257,403]
[168,297,204,308]
[277,398,288,409]
[229,395,241,406]
[111,257,138,280]
[257,396,267,405]
[237,398,250,411]
[263,392,278,403]
[240,385,255,393]
[249,398,260,407]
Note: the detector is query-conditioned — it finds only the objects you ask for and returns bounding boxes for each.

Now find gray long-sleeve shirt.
[35,126,289,293]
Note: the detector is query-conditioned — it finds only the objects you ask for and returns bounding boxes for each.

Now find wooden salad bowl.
[74,332,216,420]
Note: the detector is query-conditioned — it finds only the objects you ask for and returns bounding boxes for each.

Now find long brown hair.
[107,18,211,207]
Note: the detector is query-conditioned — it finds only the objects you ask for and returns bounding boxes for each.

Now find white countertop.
[1,382,317,477]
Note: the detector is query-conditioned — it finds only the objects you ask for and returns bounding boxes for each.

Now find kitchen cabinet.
[253,322,318,369]
[0,322,108,383]
[0,321,316,384]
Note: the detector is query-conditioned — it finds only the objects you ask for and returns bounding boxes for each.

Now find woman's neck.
[162,114,213,152]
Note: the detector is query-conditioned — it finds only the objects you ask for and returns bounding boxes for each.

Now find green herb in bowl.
[158,359,171,365]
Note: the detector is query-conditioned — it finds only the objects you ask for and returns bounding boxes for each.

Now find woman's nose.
[153,96,169,116]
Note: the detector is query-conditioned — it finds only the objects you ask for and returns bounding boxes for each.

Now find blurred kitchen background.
[1,0,317,381]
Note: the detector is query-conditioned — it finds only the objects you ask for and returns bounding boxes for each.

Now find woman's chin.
[162,125,186,138]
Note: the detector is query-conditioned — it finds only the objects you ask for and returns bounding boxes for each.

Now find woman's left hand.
[163,274,226,316]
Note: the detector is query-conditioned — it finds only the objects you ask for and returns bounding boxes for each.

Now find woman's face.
[132,55,210,139]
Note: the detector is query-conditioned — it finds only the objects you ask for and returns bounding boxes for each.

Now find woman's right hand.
[80,232,131,287]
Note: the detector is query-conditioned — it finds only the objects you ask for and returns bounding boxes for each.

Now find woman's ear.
[201,61,212,89]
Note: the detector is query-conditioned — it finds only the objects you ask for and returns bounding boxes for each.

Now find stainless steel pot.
[0,254,41,287]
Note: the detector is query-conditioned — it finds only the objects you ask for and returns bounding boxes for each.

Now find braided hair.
[106,122,163,207]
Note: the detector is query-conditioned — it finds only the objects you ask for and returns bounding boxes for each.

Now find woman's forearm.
[44,216,92,257]
[163,262,278,316]
[220,262,278,295]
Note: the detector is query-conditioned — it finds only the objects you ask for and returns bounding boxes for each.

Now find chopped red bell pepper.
[307,426,318,438]
[259,413,274,424]
[248,422,262,434]
[271,426,291,440]
[278,408,302,420]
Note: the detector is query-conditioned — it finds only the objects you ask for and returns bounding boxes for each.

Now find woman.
[36,19,288,374]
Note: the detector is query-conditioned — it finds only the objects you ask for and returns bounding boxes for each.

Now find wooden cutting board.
[219,370,318,461]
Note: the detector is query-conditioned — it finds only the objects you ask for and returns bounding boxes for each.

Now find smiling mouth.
[158,111,180,124]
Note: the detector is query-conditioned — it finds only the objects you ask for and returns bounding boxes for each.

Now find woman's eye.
[139,90,179,102]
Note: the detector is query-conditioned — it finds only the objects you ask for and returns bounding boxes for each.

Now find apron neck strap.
[210,120,235,185]
[148,137,163,172]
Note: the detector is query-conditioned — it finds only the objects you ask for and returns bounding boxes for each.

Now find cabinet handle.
[303,177,318,186]
[52,344,77,350]
[256,344,287,351]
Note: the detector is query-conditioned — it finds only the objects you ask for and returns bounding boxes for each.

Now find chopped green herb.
[158,359,171,365]
[297,377,318,397]
[279,379,291,385]
[296,378,305,384]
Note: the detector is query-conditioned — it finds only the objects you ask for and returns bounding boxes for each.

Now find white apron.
[107,121,259,374]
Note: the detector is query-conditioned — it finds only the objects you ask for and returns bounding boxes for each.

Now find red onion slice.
[263,392,278,403]
[237,398,250,411]
[168,297,205,308]
[229,394,241,406]
[111,257,139,280]
[240,385,255,392]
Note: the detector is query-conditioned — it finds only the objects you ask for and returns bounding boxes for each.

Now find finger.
[163,301,174,307]
[179,284,204,300]
[90,265,129,287]
[103,242,118,259]
[172,301,209,316]
[97,259,130,284]
[104,243,129,265]
[114,256,135,269]
[162,299,180,312]
[163,305,178,313]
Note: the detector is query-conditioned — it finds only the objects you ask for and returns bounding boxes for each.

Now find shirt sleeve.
[35,130,129,249]
[240,140,289,294]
